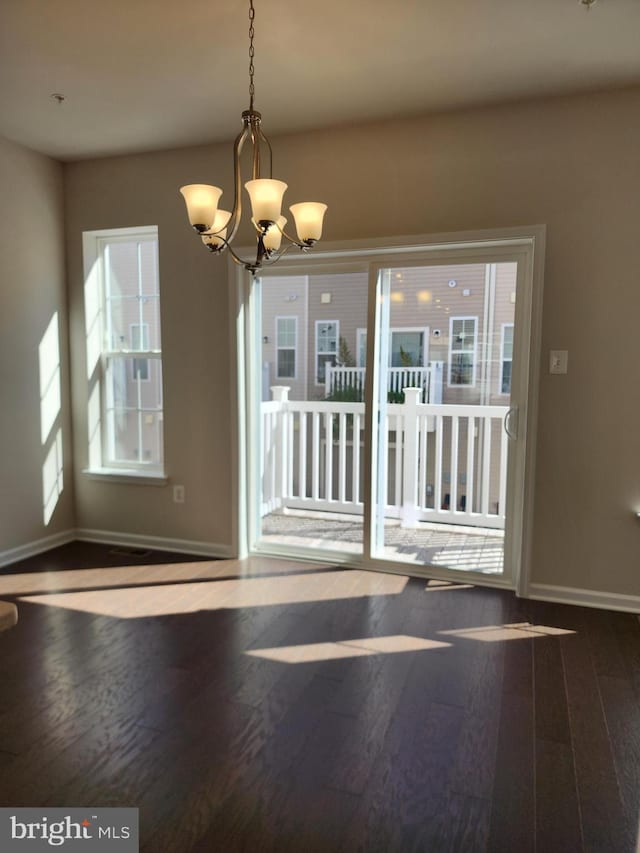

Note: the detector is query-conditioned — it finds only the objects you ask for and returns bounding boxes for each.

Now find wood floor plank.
[597,674,640,844]
[487,635,535,853]
[561,628,633,852]
[535,738,582,852]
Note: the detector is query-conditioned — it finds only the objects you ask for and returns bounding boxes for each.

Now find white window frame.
[315,319,339,385]
[357,326,429,368]
[82,225,166,480]
[448,315,478,387]
[275,316,297,379]
[499,322,514,395]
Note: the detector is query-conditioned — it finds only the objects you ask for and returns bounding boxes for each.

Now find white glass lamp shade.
[179,184,223,231]
[245,179,288,224]
[263,216,287,251]
[201,209,232,249]
[289,202,327,242]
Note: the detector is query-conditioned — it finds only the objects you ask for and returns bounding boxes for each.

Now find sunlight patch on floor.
[17,569,409,619]
[439,622,576,642]
[246,635,451,663]
[0,556,329,597]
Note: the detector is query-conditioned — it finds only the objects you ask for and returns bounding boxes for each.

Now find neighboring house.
[260,263,517,404]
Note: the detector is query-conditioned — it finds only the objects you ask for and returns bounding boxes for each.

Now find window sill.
[82,468,168,486]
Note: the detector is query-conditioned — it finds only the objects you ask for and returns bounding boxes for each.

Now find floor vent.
[109,546,153,558]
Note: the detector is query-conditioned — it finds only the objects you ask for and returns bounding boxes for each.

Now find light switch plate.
[549,350,569,374]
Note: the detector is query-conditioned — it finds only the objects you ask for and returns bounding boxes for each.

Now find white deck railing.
[262,386,509,529]
[325,362,444,403]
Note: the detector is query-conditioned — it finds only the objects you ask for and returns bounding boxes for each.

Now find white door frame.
[231,225,545,596]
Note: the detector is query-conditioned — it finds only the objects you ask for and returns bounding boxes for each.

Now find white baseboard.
[0,529,76,570]
[75,528,234,560]
[528,582,640,614]
[0,528,233,571]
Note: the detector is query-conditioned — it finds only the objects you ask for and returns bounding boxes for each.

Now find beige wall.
[63,85,640,595]
[0,136,75,552]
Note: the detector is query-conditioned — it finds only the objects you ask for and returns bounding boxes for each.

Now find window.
[315,320,339,384]
[500,323,514,394]
[83,226,164,474]
[357,328,427,368]
[276,317,297,379]
[448,316,477,386]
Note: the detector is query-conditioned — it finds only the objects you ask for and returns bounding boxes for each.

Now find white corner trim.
[0,530,76,570]
[528,583,640,614]
[75,528,234,559]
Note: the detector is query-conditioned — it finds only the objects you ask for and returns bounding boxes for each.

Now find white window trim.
[275,315,298,380]
[389,326,429,367]
[447,315,478,388]
[499,322,514,396]
[82,225,165,478]
[315,319,340,386]
[357,326,429,367]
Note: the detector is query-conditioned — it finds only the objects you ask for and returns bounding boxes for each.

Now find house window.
[500,323,514,394]
[316,320,339,384]
[276,316,297,379]
[83,226,164,473]
[448,316,477,386]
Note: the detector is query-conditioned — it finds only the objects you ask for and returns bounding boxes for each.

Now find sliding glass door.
[370,260,520,577]
[245,235,539,587]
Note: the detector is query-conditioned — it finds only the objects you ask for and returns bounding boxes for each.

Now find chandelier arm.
[257,127,273,179]
[205,229,267,275]
[224,122,252,246]
[279,225,314,250]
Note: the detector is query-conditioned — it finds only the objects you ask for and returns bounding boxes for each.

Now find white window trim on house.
[315,319,339,385]
[82,225,166,482]
[357,327,429,368]
[447,315,478,387]
[275,315,297,379]
[499,322,514,396]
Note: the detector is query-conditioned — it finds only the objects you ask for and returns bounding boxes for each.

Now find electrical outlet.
[173,485,185,504]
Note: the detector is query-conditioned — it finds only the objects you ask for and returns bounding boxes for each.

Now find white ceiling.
[1,0,639,162]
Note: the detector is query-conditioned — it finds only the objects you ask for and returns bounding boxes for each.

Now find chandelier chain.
[248,0,256,111]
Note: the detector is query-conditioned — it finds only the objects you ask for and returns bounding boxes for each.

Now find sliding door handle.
[504,406,518,440]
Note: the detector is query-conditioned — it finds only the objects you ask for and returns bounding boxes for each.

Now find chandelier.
[179,0,327,275]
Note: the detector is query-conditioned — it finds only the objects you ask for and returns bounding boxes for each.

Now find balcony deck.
[260,509,504,574]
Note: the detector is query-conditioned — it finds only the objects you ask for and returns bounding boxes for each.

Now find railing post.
[325,367,331,398]
[270,386,290,509]
[400,387,421,528]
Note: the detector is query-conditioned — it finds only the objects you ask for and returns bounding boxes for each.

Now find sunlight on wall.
[85,257,103,467]
[39,313,61,444]
[42,429,63,525]
[84,258,102,379]
[39,312,63,525]
[87,381,102,469]
[246,635,451,663]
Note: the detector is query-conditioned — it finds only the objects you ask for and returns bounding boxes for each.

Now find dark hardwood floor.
[0,541,638,852]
